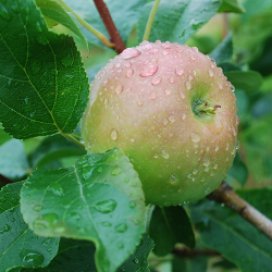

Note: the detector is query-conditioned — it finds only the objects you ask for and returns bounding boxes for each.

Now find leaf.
[191,201,272,272]
[219,0,245,13]
[63,0,145,45]
[149,206,195,256]
[29,135,85,168]
[238,188,272,219]
[0,139,29,180]
[0,183,59,271]
[210,34,233,64]
[138,0,221,43]
[118,234,154,272]
[21,149,146,272]
[35,0,88,48]
[225,71,263,92]
[0,0,88,139]
[172,255,208,272]
[22,239,96,272]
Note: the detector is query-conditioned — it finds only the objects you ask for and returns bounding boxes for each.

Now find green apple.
[83,41,238,206]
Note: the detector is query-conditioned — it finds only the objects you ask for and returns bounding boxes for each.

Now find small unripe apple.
[83,41,238,206]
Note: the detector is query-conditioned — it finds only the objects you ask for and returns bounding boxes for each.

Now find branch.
[209,182,272,240]
[143,0,161,41]
[93,0,126,53]
[173,247,220,258]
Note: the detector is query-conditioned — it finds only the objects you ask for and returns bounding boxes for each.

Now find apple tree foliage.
[0,0,271,271]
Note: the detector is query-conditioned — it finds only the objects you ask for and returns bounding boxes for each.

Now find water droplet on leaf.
[95,199,117,213]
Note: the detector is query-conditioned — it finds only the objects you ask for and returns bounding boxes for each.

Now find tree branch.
[173,247,220,258]
[93,0,126,53]
[209,182,272,240]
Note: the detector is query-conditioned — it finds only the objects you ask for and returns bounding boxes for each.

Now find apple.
[83,41,238,206]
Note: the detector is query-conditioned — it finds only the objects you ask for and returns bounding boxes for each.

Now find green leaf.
[225,71,263,92]
[35,0,88,48]
[0,0,88,139]
[192,201,272,272]
[149,206,195,256]
[29,135,85,168]
[23,239,96,272]
[21,149,146,272]
[0,140,29,180]
[238,189,272,219]
[210,34,233,64]
[172,255,208,272]
[219,0,245,13]
[0,183,59,271]
[63,0,145,45]
[138,0,221,43]
[118,234,154,272]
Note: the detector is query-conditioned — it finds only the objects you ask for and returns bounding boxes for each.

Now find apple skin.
[83,41,238,206]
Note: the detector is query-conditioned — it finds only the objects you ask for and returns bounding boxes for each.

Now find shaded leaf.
[192,201,272,272]
[210,34,233,64]
[0,139,29,180]
[118,234,154,272]
[21,149,146,272]
[0,0,88,139]
[36,0,87,48]
[138,0,221,43]
[149,206,195,256]
[219,0,245,13]
[0,183,59,271]
[225,70,263,92]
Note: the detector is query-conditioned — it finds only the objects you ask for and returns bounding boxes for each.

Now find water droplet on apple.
[165,89,171,95]
[140,64,158,77]
[191,133,200,143]
[126,68,134,78]
[185,81,192,90]
[175,68,184,76]
[182,113,186,120]
[115,84,123,95]
[162,42,171,49]
[169,76,175,84]
[215,146,219,152]
[161,150,170,159]
[209,69,214,77]
[110,129,118,141]
[168,115,175,123]
[151,76,161,85]
[121,48,141,60]
[149,92,157,100]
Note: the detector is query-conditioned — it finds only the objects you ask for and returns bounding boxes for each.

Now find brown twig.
[173,247,220,258]
[0,174,12,187]
[93,0,126,53]
[209,182,272,240]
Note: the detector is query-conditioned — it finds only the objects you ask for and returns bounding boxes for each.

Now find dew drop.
[162,42,171,49]
[121,48,141,60]
[61,53,74,67]
[133,258,139,264]
[115,223,128,233]
[169,174,178,185]
[101,221,112,227]
[0,224,11,234]
[139,64,158,77]
[151,76,161,85]
[180,92,185,100]
[182,113,186,120]
[213,164,218,170]
[33,205,42,212]
[111,167,121,176]
[168,115,175,123]
[191,133,200,143]
[169,76,175,84]
[126,68,134,78]
[185,81,192,90]
[162,50,169,56]
[149,92,156,100]
[129,201,136,208]
[36,22,42,32]
[161,150,170,160]
[110,129,118,141]
[115,63,121,68]
[175,68,184,76]
[95,199,117,213]
[164,89,171,96]
[208,69,214,77]
[20,250,44,268]
[115,84,123,95]
[117,241,124,249]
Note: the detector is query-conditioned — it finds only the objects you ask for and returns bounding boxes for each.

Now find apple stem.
[209,182,272,240]
[193,99,221,116]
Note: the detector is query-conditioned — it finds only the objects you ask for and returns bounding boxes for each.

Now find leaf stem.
[93,0,126,53]
[209,182,272,240]
[59,0,114,48]
[143,0,161,41]
[62,133,86,150]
